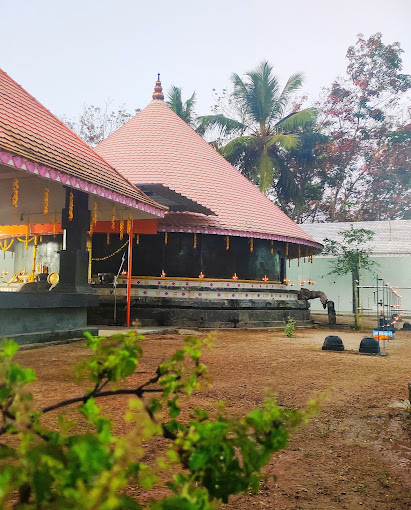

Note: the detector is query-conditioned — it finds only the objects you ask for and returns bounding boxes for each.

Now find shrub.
[285,316,296,337]
[0,332,315,508]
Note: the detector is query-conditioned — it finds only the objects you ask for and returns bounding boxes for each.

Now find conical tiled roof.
[96,98,321,248]
[0,69,166,216]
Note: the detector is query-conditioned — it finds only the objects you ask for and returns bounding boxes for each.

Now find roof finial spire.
[152,74,164,100]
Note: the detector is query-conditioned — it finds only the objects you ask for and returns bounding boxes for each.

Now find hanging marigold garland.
[92,240,129,261]
[12,179,19,207]
[136,234,140,245]
[119,219,124,240]
[298,245,301,267]
[106,233,110,245]
[127,217,132,235]
[226,235,229,251]
[92,202,98,225]
[111,207,116,230]
[53,221,57,238]
[285,242,289,259]
[193,233,197,249]
[250,237,254,253]
[0,239,14,251]
[43,187,49,215]
[164,232,168,245]
[89,202,98,236]
[68,191,74,221]
[25,225,30,250]
[310,254,313,264]
[30,236,38,281]
[270,240,274,255]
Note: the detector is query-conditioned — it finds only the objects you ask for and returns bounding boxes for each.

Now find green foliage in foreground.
[284,316,296,338]
[0,333,316,509]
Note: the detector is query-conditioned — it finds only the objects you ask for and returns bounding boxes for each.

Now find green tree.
[197,61,316,194]
[323,225,378,329]
[316,33,411,221]
[166,86,197,127]
[0,332,315,509]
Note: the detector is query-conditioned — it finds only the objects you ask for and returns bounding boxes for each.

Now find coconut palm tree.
[166,86,197,127]
[197,62,316,195]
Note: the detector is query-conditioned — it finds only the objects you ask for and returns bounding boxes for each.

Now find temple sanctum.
[87,78,323,328]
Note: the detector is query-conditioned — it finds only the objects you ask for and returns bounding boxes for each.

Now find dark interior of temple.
[92,233,286,281]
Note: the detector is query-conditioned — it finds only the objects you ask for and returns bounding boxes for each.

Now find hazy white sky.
[1,0,410,118]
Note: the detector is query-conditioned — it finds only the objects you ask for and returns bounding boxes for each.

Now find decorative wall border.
[0,150,166,218]
[97,287,296,301]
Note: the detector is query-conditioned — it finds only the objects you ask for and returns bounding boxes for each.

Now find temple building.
[89,78,323,328]
[0,69,166,342]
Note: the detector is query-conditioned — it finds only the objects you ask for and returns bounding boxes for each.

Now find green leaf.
[33,470,53,502]
[0,444,16,459]
[0,339,19,359]
[188,449,209,470]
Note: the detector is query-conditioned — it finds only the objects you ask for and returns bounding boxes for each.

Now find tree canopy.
[197,61,317,195]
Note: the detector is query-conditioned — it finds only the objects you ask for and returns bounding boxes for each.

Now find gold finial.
[152,73,164,100]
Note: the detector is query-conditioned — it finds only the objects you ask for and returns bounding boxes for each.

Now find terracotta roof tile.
[0,69,166,212]
[96,100,320,248]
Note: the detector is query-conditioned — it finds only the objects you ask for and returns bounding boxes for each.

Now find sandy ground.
[9,324,411,509]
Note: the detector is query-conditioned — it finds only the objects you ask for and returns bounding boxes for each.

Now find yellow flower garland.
[43,187,49,215]
[68,191,74,221]
[12,179,19,207]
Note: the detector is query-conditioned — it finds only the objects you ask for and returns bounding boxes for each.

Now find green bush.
[0,332,316,508]
[284,316,295,337]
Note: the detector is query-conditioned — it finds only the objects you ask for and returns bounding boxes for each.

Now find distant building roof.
[95,90,321,249]
[299,220,411,257]
[0,68,167,216]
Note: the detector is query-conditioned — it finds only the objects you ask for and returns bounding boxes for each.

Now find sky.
[1,0,410,120]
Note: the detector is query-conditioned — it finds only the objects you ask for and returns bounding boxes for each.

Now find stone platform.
[88,276,310,328]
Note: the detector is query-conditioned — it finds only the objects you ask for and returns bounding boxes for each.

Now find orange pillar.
[126,222,133,327]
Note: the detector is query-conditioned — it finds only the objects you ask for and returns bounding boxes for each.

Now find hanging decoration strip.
[298,245,301,267]
[0,239,14,251]
[270,240,274,255]
[92,240,129,261]
[127,217,132,235]
[53,221,57,237]
[106,233,110,245]
[90,202,98,236]
[68,191,74,221]
[164,232,168,245]
[193,233,197,249]
[226,235,229,251]
[119,219,124,240]
[16,236,35,244]
[29,236,38,281]
[43,187,49,215]
[250,237,253,253]
[285,242,289,259]
[111,207,116,230]
[136,234,140,245]
[11,179,19,207]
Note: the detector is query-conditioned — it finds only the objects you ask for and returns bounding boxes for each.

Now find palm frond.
[256,148,275,192]
[196,114,245,136]
[266,133,300,150]
[274,156,301,202]
[273,73,304,117]
[275,108,317,132]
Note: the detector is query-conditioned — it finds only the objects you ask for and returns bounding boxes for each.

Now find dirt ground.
[11,323,411,509]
